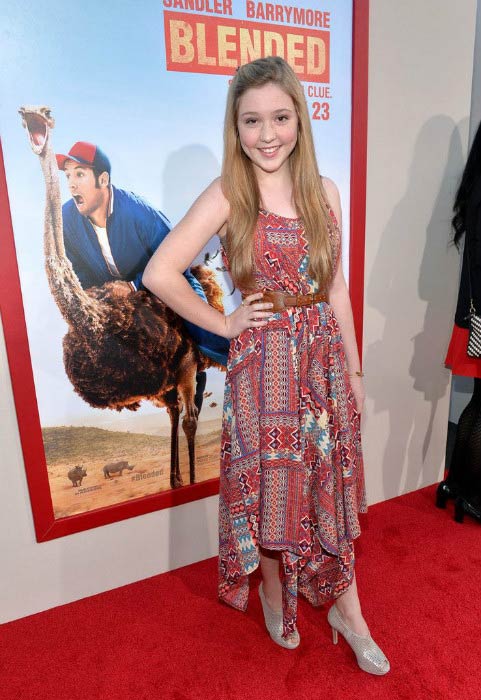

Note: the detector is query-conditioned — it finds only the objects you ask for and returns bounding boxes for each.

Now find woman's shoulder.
[202,178,230,242]
[321,176,340,205]
[320,176,342,228]
[190,177,230,235]
[200,177,230,210]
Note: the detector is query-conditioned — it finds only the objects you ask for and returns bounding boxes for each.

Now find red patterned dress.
[218,208,367,638]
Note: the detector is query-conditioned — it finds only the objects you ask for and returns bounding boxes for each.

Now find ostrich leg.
[178,355,200,485]
[165,391,183,489]
[194,371,207,413]
[183,401,198,485]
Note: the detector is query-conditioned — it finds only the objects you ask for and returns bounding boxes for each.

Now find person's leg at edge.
[259,547,299,644]
[259,548,282,612]
[334,571,370,636]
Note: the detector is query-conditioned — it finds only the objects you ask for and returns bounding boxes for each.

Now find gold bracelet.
[349,371,364,377]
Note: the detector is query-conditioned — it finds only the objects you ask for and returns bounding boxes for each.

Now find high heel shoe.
[436,480,457,509]
[454,496,481,524]
[258,582,300,649]
[327,604,390,675]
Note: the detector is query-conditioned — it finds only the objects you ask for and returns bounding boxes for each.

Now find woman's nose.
[260,122,275,143]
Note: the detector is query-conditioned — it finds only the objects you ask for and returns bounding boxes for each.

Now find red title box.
[164,11,330,82]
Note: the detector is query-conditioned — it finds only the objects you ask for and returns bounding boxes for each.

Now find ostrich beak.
[18,105,55,155]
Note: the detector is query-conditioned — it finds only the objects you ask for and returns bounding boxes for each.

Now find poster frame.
[0,0,369,541]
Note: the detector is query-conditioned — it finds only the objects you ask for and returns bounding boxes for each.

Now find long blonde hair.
[221,56,333,290]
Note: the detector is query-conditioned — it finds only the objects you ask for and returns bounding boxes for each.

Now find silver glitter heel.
[327,604,390,675]
[258,583,300,649]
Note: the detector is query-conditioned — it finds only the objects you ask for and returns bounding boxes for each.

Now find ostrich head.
[19,105,55,155]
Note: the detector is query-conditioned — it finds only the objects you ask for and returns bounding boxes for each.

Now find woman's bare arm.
[143,178,272,338]
[323,177,364,410]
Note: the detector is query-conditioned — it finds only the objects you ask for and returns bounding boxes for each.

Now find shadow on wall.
[364,115,469,498]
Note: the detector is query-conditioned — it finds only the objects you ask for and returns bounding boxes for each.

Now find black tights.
[448,378,481,507]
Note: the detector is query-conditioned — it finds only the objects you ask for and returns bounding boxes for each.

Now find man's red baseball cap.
[56,141,111,175]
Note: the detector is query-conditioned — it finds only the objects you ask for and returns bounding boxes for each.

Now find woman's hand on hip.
[224,292,273,339]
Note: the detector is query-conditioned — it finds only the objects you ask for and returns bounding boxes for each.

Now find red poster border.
[0,0,368,541]
[349,0,368,353]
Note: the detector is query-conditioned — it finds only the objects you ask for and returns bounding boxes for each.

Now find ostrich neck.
[38,135,105,331]
[39,144,65,259]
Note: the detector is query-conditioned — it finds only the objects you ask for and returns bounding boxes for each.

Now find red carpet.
[1,485,480,700]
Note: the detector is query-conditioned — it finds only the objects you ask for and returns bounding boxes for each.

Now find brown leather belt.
[244,289,328,314]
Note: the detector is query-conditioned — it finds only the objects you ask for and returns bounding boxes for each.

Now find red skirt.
[445,324,481,378]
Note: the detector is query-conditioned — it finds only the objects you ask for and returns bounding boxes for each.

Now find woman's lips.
[258,145,281,158]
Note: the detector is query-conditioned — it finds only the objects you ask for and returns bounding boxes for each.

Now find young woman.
[143,56,389,675]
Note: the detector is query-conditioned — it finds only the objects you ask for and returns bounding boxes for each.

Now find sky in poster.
[0,0,352,427]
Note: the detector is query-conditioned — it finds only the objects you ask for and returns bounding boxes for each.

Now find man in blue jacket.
[56,141,229,371]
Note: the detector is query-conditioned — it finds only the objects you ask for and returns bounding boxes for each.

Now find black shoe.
[454,496,481,524]
[436,480,458,509]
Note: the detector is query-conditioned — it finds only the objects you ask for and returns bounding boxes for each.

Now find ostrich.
[19,105,225,489]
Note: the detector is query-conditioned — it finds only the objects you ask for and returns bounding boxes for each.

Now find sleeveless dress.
[218,208,367,638]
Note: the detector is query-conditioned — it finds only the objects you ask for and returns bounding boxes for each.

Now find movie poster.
[0,0,353,528]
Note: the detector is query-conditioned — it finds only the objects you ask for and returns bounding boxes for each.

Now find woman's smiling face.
[237,82,298,177]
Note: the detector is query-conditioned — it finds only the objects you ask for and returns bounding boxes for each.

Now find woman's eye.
[277,115,289,122]
[245,118,257,125]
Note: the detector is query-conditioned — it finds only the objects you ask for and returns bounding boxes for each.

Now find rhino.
[68,465,87,487]
[103,460,135,479]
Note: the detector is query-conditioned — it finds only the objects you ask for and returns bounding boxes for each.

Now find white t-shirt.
[91,222,121,277]
[90,187,125,280]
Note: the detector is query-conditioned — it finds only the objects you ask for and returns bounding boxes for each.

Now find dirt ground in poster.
[43,419,221,518]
